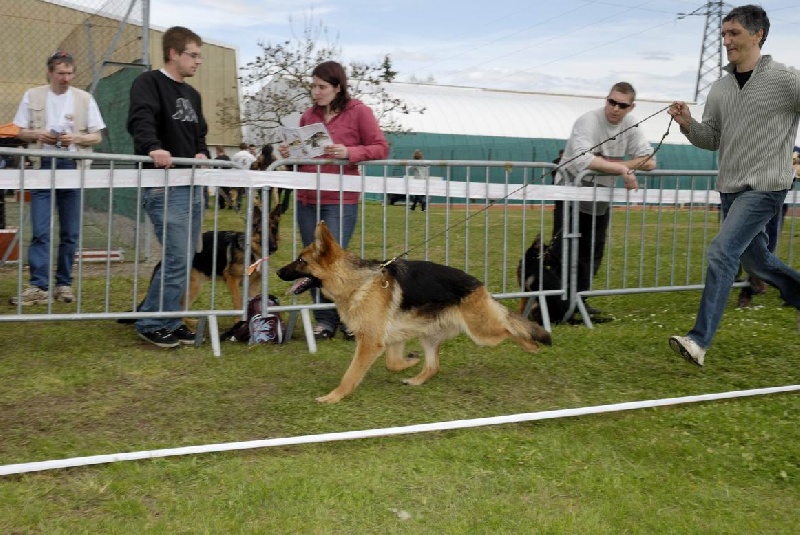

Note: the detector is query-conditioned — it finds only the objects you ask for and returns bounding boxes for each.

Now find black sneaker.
[137,328,180,348]
[341,326,356,341]
[171,324,199,345]
[312,324,336,340]
[584,303,604,315]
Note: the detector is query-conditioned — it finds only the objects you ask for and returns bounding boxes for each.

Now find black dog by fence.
[516,235,571,325]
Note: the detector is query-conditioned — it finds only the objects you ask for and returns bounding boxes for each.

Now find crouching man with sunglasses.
[550,82,656,321]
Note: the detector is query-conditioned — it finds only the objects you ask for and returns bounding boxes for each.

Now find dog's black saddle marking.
[384,260,483,314]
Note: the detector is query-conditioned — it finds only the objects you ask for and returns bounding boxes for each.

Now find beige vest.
[27,85,94,169]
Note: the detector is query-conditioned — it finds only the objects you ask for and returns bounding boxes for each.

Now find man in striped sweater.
[667,4,800,366]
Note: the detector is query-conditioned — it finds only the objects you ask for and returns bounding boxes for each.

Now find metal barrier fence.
[568,169,799,327]
[1,147,798,355]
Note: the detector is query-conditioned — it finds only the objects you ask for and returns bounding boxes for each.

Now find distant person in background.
[406,149,429,211]
[252,143,287,210]
[667,5,800,366]
[278,60,388,340]
[230,142,256,210]
[212,145,230,209]
[252,144,276,171]
[10,50,106,307]
[232,142,255,167]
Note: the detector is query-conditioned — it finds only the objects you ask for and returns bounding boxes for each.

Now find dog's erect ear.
[314,220,336,255]
[251,204,263,227]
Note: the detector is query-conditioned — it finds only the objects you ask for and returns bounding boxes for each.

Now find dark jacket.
[127,69,209,166]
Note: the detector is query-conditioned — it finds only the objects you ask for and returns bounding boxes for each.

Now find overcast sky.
[99,0,800,101]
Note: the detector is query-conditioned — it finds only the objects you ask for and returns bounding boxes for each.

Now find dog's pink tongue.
[287,277,311,295]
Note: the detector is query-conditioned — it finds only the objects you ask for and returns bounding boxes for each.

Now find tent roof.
[378,83,698,145]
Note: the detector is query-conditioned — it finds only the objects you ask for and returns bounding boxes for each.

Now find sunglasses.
[50,51,73,61]
[606,98,632,110]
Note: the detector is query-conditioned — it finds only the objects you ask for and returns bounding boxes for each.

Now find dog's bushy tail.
[507,310,552,346]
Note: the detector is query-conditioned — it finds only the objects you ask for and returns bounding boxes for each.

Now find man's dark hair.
[162,26,203,63]
[723,5,769,47]
[609,81,636,101]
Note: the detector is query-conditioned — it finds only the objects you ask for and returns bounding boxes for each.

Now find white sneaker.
[9,286,51,306]
[669,335,705,367]
[54,285,75,303]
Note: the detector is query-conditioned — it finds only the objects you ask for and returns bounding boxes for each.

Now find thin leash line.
[380,104,674,269]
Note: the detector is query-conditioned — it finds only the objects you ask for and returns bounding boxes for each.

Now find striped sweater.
[685,55,800,193]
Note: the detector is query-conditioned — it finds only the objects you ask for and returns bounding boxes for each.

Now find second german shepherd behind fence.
[277,221,552,403]
[120,203,283,323]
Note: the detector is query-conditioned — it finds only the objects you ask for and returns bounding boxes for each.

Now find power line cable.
[439,0,662,83]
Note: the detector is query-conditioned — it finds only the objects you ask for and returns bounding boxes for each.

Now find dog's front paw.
[316,391,343,404]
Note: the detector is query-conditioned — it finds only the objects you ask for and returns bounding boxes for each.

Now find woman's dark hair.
[311,61,351,113]
[253,144,277,171]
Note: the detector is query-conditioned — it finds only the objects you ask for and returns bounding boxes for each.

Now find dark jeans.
[29,157,79,289]
[550,200,610,295]
[135,185,203,334]
[689,189,800,348]
[296,201,359,331]
[739,203,789,298]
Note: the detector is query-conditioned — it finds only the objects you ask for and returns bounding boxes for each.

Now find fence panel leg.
[284,310,298,341]
[206,315,221,357]
[301,308,317,354]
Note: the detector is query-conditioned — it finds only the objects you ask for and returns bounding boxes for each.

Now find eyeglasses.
[606,98,632,110]
[181,51,203,61]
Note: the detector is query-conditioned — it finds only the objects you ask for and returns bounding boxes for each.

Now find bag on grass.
[220,294,284,344]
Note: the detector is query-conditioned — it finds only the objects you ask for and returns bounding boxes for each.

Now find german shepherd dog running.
[120,203,283,323]
[277,221,551,403]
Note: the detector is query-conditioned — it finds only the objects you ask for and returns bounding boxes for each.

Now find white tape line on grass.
[2,385,798,476]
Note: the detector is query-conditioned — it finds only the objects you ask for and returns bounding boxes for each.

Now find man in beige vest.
[10,51,106,306]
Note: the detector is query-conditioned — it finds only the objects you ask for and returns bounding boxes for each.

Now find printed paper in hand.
[277,124,333,158]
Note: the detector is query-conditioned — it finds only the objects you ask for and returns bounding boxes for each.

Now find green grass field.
[1,201,799,533]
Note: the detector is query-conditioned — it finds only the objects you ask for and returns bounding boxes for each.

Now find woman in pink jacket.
[279,60,388,340]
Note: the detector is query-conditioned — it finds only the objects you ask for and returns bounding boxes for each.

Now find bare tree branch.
[216,13,424,145]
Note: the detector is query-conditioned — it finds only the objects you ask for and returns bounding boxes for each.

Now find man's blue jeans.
[688,189,800,348]
[295,201,358,331]
[29,157,79,289]
[136,186,203,334]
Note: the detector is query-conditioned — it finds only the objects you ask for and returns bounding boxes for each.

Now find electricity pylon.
[679,2,730,103]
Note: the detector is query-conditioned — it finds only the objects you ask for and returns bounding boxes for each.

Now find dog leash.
[247,257,269,276]
[380,105,674,269]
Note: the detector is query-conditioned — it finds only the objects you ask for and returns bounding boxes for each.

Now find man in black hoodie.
[127,26,209,348]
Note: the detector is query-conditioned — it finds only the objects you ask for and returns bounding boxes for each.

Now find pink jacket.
[296,99,388,205]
